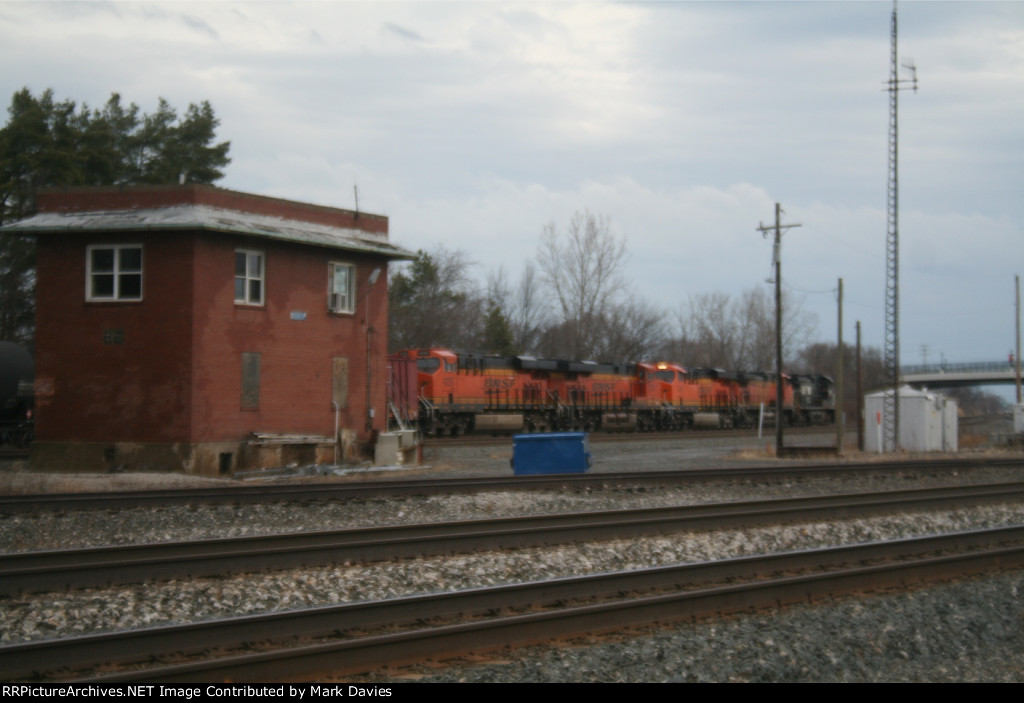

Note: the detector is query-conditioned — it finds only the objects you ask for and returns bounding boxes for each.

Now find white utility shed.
[864,386,958,453]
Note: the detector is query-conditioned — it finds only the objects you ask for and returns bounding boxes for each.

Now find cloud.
[2,0,1020,367]
[382,21,423,42]
[179,13,219,41]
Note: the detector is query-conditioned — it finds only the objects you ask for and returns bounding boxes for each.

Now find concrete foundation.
[31,429,363,476]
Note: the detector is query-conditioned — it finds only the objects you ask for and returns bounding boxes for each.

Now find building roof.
[1,185,415,260]
[863,385,946,400]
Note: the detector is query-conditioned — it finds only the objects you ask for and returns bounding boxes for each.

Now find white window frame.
[235,249,264,306]
[86,244,143,301]
[328,262,356,314]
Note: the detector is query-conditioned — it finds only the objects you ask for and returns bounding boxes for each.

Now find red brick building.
[4,185,413,474]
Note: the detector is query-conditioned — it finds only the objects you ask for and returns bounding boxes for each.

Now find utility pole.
[856,321,864,451]
[757,202,801,454]
[836,278,844,454]
[1016,274,1021,403]
[883,0,917,452]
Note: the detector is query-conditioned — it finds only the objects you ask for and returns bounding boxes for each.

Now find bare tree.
[673,286,818,370]
[943,386,1007,416]
[776,289,819,370]
[733,287,775,369]
[594,296,666,361]
[797,342,886,390]
[485,262,549,355]
[510,261,548,354]
[537,212,629,360]
[680,292,737,367]
[796,341,884,421]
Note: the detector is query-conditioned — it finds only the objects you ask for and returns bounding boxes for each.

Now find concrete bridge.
[901,361,1021,388]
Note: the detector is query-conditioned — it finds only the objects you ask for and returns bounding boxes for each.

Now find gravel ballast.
[3,503,1023,652]
[5,465,1024,552]
[352,571,1024,683]
[2,437,1023,682]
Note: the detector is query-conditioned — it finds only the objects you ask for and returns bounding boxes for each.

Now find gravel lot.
[2,431,1023,682]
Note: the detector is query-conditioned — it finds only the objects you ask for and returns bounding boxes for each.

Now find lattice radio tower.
[883,1,917,451]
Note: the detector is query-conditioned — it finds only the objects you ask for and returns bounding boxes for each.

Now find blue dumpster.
[512,432,592,475]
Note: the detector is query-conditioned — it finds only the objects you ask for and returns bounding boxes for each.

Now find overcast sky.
[2,0,1022,374]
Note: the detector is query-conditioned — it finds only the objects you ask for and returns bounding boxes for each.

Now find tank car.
[0,342,34,448]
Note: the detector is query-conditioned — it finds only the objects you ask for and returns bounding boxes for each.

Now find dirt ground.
[0,468,236,494]
[1,414,1019,495]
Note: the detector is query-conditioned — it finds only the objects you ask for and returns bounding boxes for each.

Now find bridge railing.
[901,360,1017,375]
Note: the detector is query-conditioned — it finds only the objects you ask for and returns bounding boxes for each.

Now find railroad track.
[4,481,1024,596]
[4,456,1024,514]
[5,525,1022,682]
[423,425,836,448]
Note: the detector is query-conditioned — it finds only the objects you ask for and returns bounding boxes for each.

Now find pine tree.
[483,302,516,356]
[0,88,232,343]
[388,248,482,352]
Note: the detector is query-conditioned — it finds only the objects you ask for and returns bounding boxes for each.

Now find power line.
[781,281,838,296]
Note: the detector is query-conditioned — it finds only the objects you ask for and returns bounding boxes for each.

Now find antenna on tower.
[901,60,918,92]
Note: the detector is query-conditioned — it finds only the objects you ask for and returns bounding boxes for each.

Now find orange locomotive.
[388,348,831,436]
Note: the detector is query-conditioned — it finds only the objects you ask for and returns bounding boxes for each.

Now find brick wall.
[34,232,194,443]
[35,229,390,447]
[189,232,389,444]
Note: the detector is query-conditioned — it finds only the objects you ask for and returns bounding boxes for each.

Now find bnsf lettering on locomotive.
[592,382,615,392]
[484,377,516,389]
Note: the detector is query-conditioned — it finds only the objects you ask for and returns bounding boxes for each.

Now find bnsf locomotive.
[389,348,834,436]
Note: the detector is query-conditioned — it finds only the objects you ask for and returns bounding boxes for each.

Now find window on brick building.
[235,250,264,305]
[87,245,143,301]
[328,262,355,313]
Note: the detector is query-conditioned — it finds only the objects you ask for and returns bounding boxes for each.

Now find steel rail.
[3,456,1023,514]
[423,425,837,448]
[3,482,1024,597]
[10,525,1019,682]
